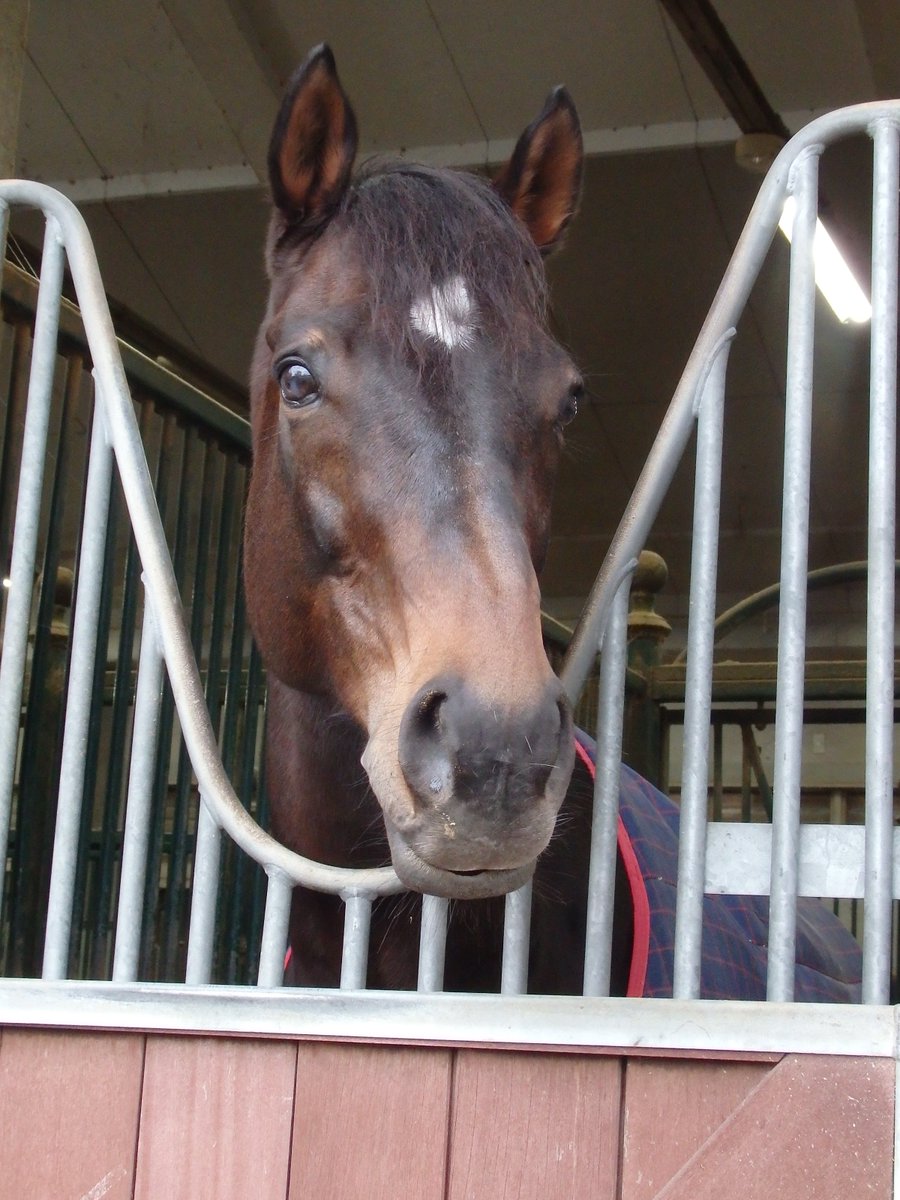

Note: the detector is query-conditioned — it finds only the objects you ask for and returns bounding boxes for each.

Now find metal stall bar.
[43,389,114,979]
[862,115,900,1005]
[766,148,820,1003]
[184,799,223,984]
[501,881,533,995]
[583,572,632,997]
[257,871,292,988]
[672,333,732,1000]
[0,220,65,923]
[418,894,449,992]
[112,599,164,982]
[340,892,373,989]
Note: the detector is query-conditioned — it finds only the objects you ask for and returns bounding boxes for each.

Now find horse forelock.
[266,159,549,367]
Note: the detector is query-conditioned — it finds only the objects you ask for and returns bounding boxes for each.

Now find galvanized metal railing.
[0,98,897,1010]
[0,264,264,983]
[561,101,899,1006]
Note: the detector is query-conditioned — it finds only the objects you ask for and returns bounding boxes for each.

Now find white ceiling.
[9,0,900,643]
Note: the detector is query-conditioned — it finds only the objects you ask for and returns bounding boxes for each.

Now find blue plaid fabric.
[576,734,862,1002]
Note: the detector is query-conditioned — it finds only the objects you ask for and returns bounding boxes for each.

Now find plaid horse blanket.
[574,734,862,1002]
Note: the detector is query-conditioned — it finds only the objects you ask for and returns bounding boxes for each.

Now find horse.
[243,46,862,1002]
[243,44,632,993]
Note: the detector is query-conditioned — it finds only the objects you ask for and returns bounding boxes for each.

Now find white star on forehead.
[410,276,476,350]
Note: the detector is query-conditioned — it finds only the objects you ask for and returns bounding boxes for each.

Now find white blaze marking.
[410,276,475,349]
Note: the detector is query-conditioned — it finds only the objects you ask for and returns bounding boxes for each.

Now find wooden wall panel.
[289,1042,452,1200]
[447,1049,622,1200]
[621,1058,773,1200]
[0,1028,144,1199]
[647,1054,895,1200]
[133,1035,297,1200]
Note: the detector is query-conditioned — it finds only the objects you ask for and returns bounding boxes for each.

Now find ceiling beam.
[658,0,789,137]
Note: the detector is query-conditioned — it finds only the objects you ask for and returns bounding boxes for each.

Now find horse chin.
[384,824,537,898]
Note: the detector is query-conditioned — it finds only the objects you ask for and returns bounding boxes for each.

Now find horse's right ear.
[268,44,358,237]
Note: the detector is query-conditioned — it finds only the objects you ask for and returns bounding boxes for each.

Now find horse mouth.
[384,825,536,898]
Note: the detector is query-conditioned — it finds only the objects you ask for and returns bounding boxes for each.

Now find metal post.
[582,574,632,997]
[862,116,899,1005]
[184,798,222,984]
[501,881,533,995]
[418,894,449,992]
[0,219,65,929]
[340,892,373,990]
[42,389,113,980]
[257,871,292,988]
[767,148,820,1003]
[112,597,164,982]
[672,333,731,1000]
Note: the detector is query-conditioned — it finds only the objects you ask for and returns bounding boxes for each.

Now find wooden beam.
[658,0,789,137]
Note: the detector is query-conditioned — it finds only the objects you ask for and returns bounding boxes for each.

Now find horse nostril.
[415,688,447,734]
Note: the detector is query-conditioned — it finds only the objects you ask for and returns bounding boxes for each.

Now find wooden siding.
[0,1027,893,1199]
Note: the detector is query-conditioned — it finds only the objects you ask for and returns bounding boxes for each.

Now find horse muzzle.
[364,674,575,897]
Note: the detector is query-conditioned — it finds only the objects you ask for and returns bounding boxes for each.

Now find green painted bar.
[163,434,216,979]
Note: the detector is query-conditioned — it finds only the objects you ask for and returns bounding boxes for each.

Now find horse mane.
[338,159,549,364]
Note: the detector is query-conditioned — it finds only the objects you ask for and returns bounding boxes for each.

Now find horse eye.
[278,359,320,408]
[557,383,582,428]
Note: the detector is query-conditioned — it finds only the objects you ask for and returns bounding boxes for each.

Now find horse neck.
[264,675,384,868]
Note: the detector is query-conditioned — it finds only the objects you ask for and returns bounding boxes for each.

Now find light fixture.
[2,578,10,590]
[778,197,872,324]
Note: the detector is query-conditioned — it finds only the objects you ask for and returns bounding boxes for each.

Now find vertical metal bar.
[72,457,120,977]
[712,724,724,821]
[767,149,820,1003]
[88,503,139,979]
[163,434,213,976]
[11,353,82,976]
[184,798,222,985]
[340,892,372,990]
[257,871,292,988]
[583,574,631,997]
[139,407,177,977]
[0,199,9,275]
[42,390,113,979]
[862,117,899,1005]
[112,597,164,982]
[417,894,449,992]
[0,322,31,591]
[672,334,731,1000]
[501,881,533,995]
[0,221,65,926]
[164,429,204,974]
[225,641,264,982]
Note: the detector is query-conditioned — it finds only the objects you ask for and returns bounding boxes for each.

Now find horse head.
[246,45,584,898]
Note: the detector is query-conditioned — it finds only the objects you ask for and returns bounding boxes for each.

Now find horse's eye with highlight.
[557,382,582,429]
[277,359,320,408]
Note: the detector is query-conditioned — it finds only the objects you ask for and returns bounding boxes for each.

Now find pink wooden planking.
[133,1034,297,1200]
[0,1028,143,1200]
[647,1054,895,1200]
[289,1042,453,1200]
[621,1057,774,1200]
[447,1049,622,1199]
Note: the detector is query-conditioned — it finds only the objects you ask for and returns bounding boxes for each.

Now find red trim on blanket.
[573,739,650,997]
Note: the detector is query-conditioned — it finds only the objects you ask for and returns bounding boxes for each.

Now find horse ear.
[268,44,358,235]
[493,87,583,252]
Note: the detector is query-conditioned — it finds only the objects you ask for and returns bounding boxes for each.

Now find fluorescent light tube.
[778,197,872,324]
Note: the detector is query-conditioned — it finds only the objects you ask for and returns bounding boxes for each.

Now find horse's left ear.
[268,44,358,238]
[493,87,583,252]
